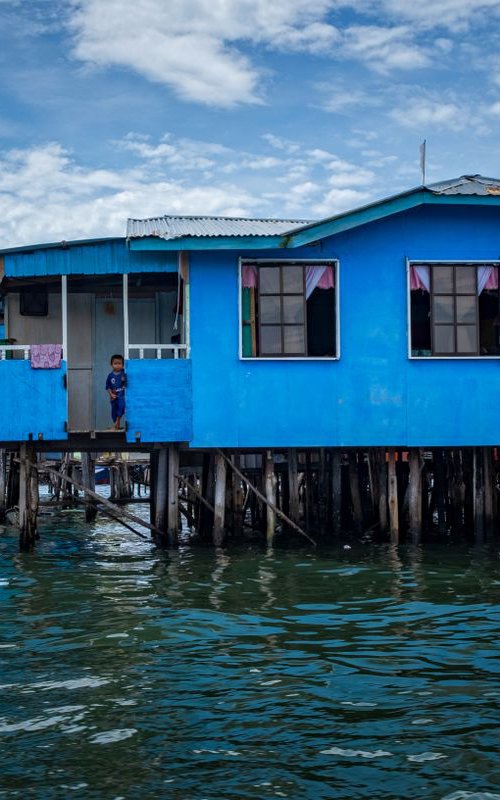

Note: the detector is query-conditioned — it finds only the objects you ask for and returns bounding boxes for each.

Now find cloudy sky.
[1,0,500,247]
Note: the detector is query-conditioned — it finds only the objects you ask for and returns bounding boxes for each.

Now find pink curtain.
[410,265,430,291]
[242,264,335,296]
[306,265,334,298]
[478,265,498,292]
[242,264,258,288]
[410,265,498,294]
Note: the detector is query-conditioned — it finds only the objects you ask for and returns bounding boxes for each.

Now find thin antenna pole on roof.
[419,139,427,186]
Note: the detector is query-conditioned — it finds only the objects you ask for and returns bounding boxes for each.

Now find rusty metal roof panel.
[427,174,500,196]
[126,215,311,240]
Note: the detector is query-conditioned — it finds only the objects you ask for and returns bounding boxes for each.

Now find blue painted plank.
[129,235,284,251]
[125,360,192,443]
[4,240,178,278]
[0,361,67,442]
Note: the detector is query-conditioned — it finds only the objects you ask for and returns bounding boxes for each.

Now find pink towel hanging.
[30,344,62,369]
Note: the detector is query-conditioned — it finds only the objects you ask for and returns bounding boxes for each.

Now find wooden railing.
[0,345,32,360]
[126,344,188,360]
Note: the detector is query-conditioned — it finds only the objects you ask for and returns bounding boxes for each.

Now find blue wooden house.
[1,174,500,450]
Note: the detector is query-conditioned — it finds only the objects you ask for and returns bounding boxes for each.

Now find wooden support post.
[264,450,277,546]
[388,449,399,544]
[483,447,494,538]
[213,452,227,546]
[6,452,19,511]
[449,449,465,533]
[61,453,72,506]
[473,447,485,543]
[288,448,300,526]
[25,459,165,540]
[198,453,214,539]
[408,448,422,545]
[167,444,179,544]
[19,444,38,550]
[0,449,6,522]
[154,447,168,541]
[216,449,316,546]
[304,451,312,529]
[433,449,447,534]
[348,451,363,533]
[331,448,342,536]
[81,453,97,523]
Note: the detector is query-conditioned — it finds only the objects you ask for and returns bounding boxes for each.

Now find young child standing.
[105,354,126,430]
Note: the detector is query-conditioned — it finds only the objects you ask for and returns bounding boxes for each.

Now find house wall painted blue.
[0,361,67,441]
[2,204,500,446]
[189,204,500,448]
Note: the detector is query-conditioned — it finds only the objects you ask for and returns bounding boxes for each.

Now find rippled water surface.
[0,505,499,799]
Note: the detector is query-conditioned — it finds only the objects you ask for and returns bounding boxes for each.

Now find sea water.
[0,506,499,799]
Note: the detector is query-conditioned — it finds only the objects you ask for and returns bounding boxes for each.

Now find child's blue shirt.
[105,369,125,395]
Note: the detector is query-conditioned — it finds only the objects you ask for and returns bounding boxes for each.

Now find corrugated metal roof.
[427,174,500,196]
[126,215,312,240]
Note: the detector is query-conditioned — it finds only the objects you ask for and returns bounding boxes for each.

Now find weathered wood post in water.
[288,448,300,527]
[0,449,6,522]
[18,444,38,550]
[408,448,422,544]
[264,450,277,546]
[81,453,97,523]
[473,447,485,543]
[167,444,180,544]
[388,450,399,544]
[330,449,342,535]
[213,451,227,546]
[154,448,168,543]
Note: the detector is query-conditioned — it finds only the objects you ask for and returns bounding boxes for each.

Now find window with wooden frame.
[409,262,500,357]
[241,260,337,358]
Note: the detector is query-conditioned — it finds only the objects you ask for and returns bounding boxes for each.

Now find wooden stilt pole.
[473,447,485,543]
[288,448,300,526]
[264,450,277,546]
[198,452,213,539]
[154,447,168,541]
[81,452,97,523]
[348,451,363,533]
[483,447,494,538]
[167,444,179,544]
[23,458,165,540]
[216,449,316,546]
[408,448,422,545]
[433,449,447,534]
[149,452,158,528]
[388,449,399,544]
[19,444,38,550]
[0,449,6,522]
[331,448,342,536]
[213,451,227,546]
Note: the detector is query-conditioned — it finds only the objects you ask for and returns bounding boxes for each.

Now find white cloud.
[312,186,372,216]
[379,0,500,31]
[390,100,465,129]
[69,0,340,107]
[0,133,383,247]
[0,142,262,247]
[341,25,430,72]
[262,133,301,154]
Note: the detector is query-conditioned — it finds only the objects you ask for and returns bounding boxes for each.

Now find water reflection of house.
[1,175,500,449]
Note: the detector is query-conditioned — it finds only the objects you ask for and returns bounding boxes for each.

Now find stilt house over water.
[1,174,500,449]
[2,174,500,548]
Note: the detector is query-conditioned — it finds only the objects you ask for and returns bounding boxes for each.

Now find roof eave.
[281,190,500,248]
[0,236,123,256]
[128,234,288,251]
